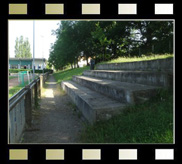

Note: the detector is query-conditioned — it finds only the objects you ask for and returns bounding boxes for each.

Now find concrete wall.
[9,73,49,143]
[96,58,173,73]
[9,98,25,143]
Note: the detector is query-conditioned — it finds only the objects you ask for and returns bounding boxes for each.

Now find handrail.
[9,78,39,101]
[9,88,26,102]
[9,77,40,111]
[9,72,49,143]
[9,89,28,111]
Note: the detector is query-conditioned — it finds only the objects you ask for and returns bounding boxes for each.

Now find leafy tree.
[74,21,97,65]
[15,36,32,58]
[131,21,173,54]
[48,21,173,70]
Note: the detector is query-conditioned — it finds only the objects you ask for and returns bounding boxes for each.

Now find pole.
[33,20,35,80]
[41,35,44,74]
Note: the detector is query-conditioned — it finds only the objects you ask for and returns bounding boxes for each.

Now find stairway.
[61,58,173,124]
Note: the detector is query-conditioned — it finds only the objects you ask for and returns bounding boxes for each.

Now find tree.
[15,36,32,58]
[48,21,173,70]
[131,21,173,54]
[74,21,97,65]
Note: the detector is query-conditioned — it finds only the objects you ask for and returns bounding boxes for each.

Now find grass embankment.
[80,89,173,143]
[100,54,173,64]
[53,66,89,84]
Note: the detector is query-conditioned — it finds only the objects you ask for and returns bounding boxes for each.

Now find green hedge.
[9,69,53,74]
[9,69,31,73]
[34,69,53,73]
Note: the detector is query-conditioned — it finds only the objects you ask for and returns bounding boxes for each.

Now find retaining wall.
[96,58,173,73]
[9,72,49,143]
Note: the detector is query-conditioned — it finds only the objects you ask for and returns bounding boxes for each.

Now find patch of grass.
[9,81,30,98]
[53,66,89,84]
[9,85,23,98]
[9,76,18,80]
[67,102,77,111]
[33,95,41,110]
[99,54,173,64]
[80,89,173,143]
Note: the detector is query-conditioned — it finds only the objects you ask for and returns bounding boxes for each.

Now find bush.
[9,69,31,73]
[43,69,54,74]
[35,69,53,73]
[9,69,53,74]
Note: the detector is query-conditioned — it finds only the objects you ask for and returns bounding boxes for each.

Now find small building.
[78,57,91,67]
[9,58,46,70]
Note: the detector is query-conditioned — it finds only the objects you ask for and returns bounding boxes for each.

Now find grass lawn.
[53,66,89,84]
[99,53,173,64]
[80,89,173,143]
[9,76,18,80]
[9,81,30,98]
[9,75,40,98]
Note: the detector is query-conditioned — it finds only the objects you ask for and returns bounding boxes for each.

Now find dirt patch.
[22,74,85,143]
[9,76,30,89]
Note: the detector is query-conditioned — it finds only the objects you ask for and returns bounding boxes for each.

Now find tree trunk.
[77,60,79,68]
[86,56,89,66]
[74,58,76,68]
[103,46,106,61]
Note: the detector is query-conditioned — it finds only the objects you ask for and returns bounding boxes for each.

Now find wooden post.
[40,75,43,97]
[25,85,32,128]
[34,81,38,107]
[38,78,41,98]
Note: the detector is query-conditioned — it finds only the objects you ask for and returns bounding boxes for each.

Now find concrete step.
[83,70,171,87]
[72,75,160,104]
[61,81,127,124]
[96,58,173,73]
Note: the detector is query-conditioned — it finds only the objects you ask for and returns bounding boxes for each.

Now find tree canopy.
[48,21,173,70]
[15,36,32,58]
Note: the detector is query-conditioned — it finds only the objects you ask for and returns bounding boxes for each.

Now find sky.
[8,20,60,60]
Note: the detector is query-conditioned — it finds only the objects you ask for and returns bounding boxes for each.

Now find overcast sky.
[8,20,60,60]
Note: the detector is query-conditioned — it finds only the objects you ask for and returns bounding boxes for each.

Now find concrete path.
[22,74,84,143]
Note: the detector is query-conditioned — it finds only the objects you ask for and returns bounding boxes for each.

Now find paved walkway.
[22,74,84,143]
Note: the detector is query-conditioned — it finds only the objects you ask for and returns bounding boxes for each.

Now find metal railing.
[9,72,49,143]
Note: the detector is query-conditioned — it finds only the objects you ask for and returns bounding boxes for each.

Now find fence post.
[25,85,32,128]
[38,78,41,98]
[40,75,43,97]
[34,80,38,107]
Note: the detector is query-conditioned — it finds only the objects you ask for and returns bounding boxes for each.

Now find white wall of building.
[78,58,91,67]
[32,60,46,70]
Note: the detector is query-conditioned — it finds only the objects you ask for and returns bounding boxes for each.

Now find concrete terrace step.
[61,81,126,124]
[72,75,160,104]
[83,70,171,87]
[96,58,173,73]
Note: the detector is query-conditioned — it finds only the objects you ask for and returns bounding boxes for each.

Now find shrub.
[9,69,31,73]
[9,69,53,74]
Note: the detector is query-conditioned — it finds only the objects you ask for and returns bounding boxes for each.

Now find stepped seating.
[61,58,173,124]
[82,70,170,87]
[61,81,126,123]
